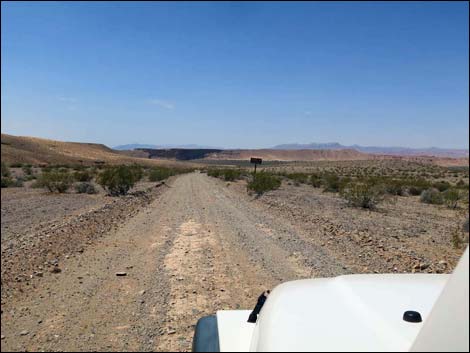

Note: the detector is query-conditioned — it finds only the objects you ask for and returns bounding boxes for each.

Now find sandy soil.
[1,172,467,351]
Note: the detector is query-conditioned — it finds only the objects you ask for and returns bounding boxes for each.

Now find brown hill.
[204,149,468,166]
[2,134,467,167]
[0,134,191,167]
[205,148,375,161]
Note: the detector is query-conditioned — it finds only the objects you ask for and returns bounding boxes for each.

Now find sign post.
[250,157,262,175]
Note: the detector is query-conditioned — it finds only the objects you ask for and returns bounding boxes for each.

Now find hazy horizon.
[2,2,469,149]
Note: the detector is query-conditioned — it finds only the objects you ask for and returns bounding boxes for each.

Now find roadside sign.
[250,157,262,174]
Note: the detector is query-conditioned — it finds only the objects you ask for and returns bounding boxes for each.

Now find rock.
[167,329,176,335]
[116,272,127,276]
[438,260,448,267]
[1,335,5,340]
[50,267,61,274]
[19,330,29,336]
[139,290,146,296]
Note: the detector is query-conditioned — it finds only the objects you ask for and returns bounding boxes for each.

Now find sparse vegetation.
[420,188,444,205]
[207,168,245,181]
[148,167,174,182]
[383,179,407,196]
[310,173,322,188]
[434,181,451,192]
[247,171,281,195]
[22,164,33,176]
[75,182,98,194]
[38,169,74,193]
[322,173,341,192]
[222,169,244,181]
[97,165,143,196]
[340,182,385,209]
[73,170,93,182]
[284,173,309,186]
[443,189,463,209]
[1,162,12,188]
[9,162,23,168]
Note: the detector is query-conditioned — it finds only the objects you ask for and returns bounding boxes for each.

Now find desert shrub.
[10,178,24,187]
[406,178,431,196]
[207,169,222,178]
[456,179,469,190]
[222,169,243,181]
[148,167,174,181]
[383,179,407,196]
[21,164,33,175]
[24,174,36,181]
[38,169,73,193]
[433,181,451,192]
[73,170,93,182]
[420,188,444,205]
[340,182,385,209]
[9,162,23,168]
[1,162,12,187]
[247,172,281,195]
[322,174,341,192]
[451,227,465,249]
[30,180,44,188]
[206,168,244,181]
[1,162,11,178]
[98,165,142,196]
[285,173,309,185]
[75,182,97,194]
[443,189,463,209]
[310,174,322,188]
[1,177,14,188]
[408,185,424,196]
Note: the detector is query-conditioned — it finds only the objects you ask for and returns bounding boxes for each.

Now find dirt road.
[2,172,344,352]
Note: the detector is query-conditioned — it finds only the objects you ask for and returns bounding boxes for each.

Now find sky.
[1,1,469,149]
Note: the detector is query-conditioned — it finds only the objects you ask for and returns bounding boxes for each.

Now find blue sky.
[1,1,468,149]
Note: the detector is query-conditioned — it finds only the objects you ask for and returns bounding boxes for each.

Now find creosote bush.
[98,165,143,196]
[433,181,451,192]
[322,174,349,193]
[340,182,385,209]
[148,167,174,182]
[207,168,244,181]
[322,173,341,192]
[38,169,73,193]
[247,171,281,195]
[443,189,463,209]
[310,174,322,188]
[420,188,444,205]
[1,162,13,188]
[284,173,309,186]
[73,170,93,182]
[75,182,97,194]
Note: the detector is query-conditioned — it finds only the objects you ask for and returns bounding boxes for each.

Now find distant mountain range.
[272,143,469,158]
[114,142,469,159]
[113,143,221,150]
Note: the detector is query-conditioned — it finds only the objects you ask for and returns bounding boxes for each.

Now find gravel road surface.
[1,172,328,352]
